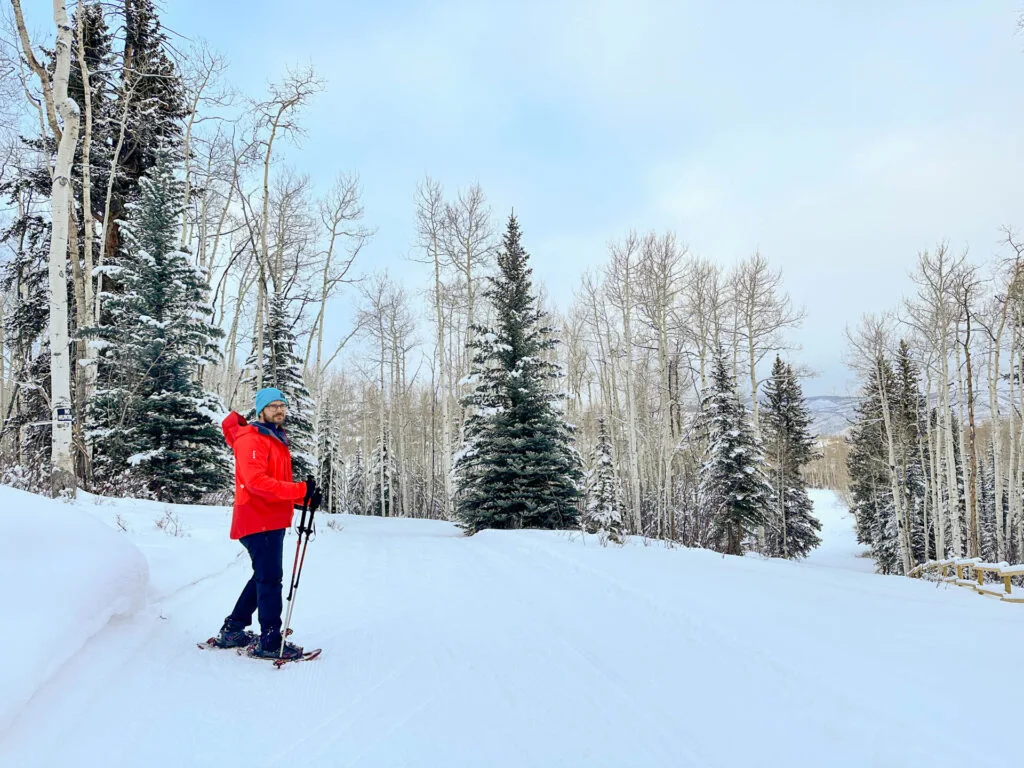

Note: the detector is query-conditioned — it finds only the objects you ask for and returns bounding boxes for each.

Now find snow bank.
[76,492,239,601]
[0,485,148,736]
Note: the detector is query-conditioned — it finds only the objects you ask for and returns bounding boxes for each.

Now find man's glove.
[303,475,317,505]
[309,489,323,514]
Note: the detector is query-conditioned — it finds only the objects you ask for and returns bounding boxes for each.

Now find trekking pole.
[280,491,317,658]
[279,501,307,657]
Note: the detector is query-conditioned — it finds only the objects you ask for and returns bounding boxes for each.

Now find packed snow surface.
[2,487,1022,767]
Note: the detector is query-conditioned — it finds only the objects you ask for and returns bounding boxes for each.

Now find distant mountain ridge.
[805,395,859,438]
[681,390,1001,440]
[803,391,1011,438]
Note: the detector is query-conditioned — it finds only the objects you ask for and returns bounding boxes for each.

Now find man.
[215,387,321,659]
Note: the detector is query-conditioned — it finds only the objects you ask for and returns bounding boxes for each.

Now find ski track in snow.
[2,489,1022,767]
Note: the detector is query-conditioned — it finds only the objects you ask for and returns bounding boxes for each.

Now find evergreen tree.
[0,99,65,490]
[906,458,930,566]
[346,443,367,515]
[761,357,821,558]
[453,214,582,534]
[872,500,901,573]
[847,359,884,547]
[929,406,959,559]
[696,348,773,556]
[893,341,929,565]
[583,418,624,544]
[116,0,188,193]
[978,445,997,561]
[84,152,227,501]
[94,0,188,279]
[370,427,398,516]
[0,176,52,488]
[69,3,118,223]
[925,412,968,559]
[242,292,315,479]
[846,354,901,573]
[315,398,341,512]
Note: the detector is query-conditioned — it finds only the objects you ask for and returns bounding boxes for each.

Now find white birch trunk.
[987,305,1007,559]
[620,259,642,533]
[876,358,912,574]
[1016,347,1024,554]
[1008,339,1021,557]
[940,349,963,556]
[924,370,945,557]
[953,343,975,556]
[434,249,452,519]
[377,311,387,517]
[46,1,79,495]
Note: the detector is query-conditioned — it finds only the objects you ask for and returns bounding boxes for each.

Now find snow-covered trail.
[3,490,1024,767]
[802,488,876,573]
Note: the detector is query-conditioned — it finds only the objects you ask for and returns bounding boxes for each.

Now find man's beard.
[262,411,286,426]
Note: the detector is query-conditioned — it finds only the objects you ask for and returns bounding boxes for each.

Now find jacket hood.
[222,412,255,448]
[222,411,289,448]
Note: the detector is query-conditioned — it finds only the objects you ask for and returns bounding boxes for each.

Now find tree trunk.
[1008,339,1021,558]
[621,264,642,533]
[45,0,80,495]
[940,347,962,556]
[916,423,930,561]
[397,341,411,519]
[876,358,911,574]
[929,406,945,557]
[959,317,980,557]
[433,241,452,520]
[96,90,131,323]
[377,312,387,517]
[988,306,1007,559]
[1016,346,1024,556]
[74,8,98,483]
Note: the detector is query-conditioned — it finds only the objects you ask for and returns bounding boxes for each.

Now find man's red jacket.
[222,412,307,540]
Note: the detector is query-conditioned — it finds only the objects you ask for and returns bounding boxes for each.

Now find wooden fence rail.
[908,558,1024,603]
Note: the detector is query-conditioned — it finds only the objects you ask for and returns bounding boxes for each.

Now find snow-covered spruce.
[760,356,821,558]
[314,394,343,512]
[453,214,582,534]
[695,347,773,555]
[346,441,369,515]
[371,426,399,517]
[583,417,624,544]
[83,150,227,502]
[847,342,934,575]
[241,291,316,479]
[0,199,51,490]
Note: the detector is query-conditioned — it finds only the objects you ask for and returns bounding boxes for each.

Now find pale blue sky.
[24,1,1024,393]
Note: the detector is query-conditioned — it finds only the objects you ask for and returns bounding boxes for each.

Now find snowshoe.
[241,638,321,667]
[251,638,303,660]
[198,629,256,650]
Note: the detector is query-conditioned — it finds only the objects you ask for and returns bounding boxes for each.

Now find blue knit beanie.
[255,387,288,418]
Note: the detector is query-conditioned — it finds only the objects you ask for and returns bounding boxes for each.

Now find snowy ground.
[801,488,876,573]
[2,486,1022,767]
